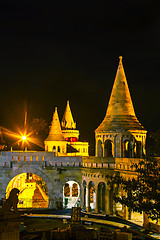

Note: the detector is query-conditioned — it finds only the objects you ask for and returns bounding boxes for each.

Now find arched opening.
[123,140,132,157]
[98,182,106,213]
[83,180,87,209]
[134,141,141,158]
[63,181,80,209]
[53,146,56,151]
[58,146,60,152]
[6,173,49,208]
[97,140,103,157]
[88,181,95,211]
[104,140,113,157]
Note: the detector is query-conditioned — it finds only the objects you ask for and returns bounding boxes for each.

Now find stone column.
[102,143,104,157]
[112,140,115,157]
[105,188,110,215]
[94,185,98,214]
[119,135,122,157]
[86,185,89,212]
[95,139,98,157]
[81,184,86,210]
[131,138,135,158]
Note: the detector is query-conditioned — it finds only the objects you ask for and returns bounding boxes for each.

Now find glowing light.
[22,136,26,141]
[0,105,45,149]
[22,136,27,141]
[0,126,44,149]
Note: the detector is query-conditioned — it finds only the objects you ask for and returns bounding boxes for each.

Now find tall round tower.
[95,57,147,158]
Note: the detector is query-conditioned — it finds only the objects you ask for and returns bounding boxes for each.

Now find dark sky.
[0,1,159,154]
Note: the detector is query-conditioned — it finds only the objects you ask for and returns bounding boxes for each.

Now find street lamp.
[22,136,26,141]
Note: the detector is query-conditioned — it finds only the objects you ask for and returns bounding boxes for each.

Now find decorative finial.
[119,56,123,61]
[67,100,69,105]
[55,107,57,111]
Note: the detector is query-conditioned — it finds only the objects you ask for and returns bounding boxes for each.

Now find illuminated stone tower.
[61,100,79,141]
[61,101,89,156]
[95,57,147,158]
[44,107,66,153]
[44,102,89,156]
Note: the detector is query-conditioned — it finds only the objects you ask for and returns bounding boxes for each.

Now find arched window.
[97,140,103,157]
[53,146,56,151]
[124,140,132,157]
[64,183,70,197]
[134,141,141,158]
[98,182,106,212]
[104,140,113,157]
[72,183,78,197]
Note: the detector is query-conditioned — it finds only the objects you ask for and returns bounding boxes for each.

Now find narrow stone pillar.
[143,212,149,228]
[81,184,86,210]
[112,140,115,157]
[95,139,98,157]
[131,138,135,158]
[119,135,122,157]
[105,188,110,215]
[102,143,104,157]
[86,185,89,212]
[94,185,98,214]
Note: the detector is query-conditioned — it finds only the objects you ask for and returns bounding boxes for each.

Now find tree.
[108,156,160,220]
[146,129,160,157]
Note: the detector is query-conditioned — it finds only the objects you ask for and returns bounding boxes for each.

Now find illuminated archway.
[6,173,49,208]
[104,140,113,157]
[88,181,95,210]
[98,182,106,212]
[134,141,141,158]
[63,180,80,208]
[123,140,132,157]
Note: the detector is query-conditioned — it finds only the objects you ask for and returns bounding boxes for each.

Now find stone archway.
[5,165,54,208]
[88,181,95,211]
[123,140,132,157]
[63,180,80,209]
[134,141,142,158]
[98,182,106,213]
[6,173,49,208]
[104,140,113,157]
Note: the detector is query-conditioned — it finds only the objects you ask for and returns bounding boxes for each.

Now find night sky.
[0,2,159,154]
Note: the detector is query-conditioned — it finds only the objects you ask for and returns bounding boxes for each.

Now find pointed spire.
[45,107,65,141]
[95,57,145,132]
[106,56,135,116]
[61,100,76,129]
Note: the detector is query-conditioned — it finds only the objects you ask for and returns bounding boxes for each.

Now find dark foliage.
[107,156,160,220]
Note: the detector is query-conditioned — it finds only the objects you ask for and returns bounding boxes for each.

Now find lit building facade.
[82,56,147,221]
[44,101,89,156]
[0,57,147,222]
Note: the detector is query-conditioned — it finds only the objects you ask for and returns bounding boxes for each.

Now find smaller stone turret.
[61,100,76,129]
[44,103,89,156]
[61,101,79,141]
[44,107,66,153]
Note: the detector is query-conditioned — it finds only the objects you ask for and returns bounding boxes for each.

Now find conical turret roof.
[61,101,76,129]
[45,107,65,141]
[95,57,145,132]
